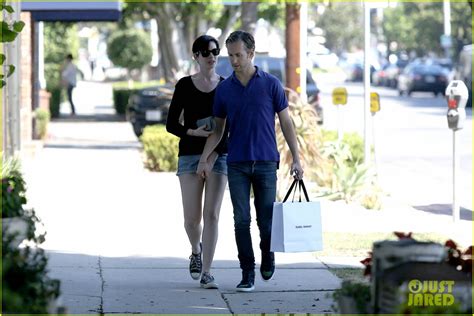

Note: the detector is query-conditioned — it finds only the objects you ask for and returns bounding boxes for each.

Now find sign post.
[370,92,381,172]
[332,87,348,141]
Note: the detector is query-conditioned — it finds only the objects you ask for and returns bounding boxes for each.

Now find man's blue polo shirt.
[213,66,288,163]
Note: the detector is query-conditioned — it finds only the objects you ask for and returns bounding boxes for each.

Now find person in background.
[61,54,79,115]
[166,35,228,289]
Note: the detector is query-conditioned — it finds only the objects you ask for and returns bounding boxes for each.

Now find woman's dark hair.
[66,54,73,60]
[225,30,255,52]
[192,35,219,55]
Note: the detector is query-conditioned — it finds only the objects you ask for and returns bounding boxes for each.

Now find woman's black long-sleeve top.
[166,76,228,156]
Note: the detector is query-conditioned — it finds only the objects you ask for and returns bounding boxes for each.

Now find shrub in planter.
[332,280,371,313]
[112,88,135,115]
[48,87,62,118]
[140,125,179,172]
[1,156,61,313]
[34,108,51,139]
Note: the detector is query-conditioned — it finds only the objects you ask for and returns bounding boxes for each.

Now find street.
[316,72,473,215]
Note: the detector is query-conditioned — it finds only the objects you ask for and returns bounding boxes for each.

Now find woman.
[166,35,227,289]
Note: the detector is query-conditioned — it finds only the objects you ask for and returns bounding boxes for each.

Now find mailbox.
[445,81,468,130]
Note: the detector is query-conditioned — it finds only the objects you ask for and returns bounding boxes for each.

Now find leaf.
[13,21,25,33]
[445,239,458,250]
[0,79,5,88]
[463,246,472,256]
[1,22,18,42]
[394,231,413,239]
[6,64,15,77]
[1,5,14,13]
[0,53,5,65]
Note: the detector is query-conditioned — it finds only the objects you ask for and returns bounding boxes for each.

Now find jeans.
[227,161,277,272]
[67,84,75,114]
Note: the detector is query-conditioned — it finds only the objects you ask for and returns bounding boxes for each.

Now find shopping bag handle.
[283,179,310,202]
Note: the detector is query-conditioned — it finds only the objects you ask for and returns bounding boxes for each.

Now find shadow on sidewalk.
[413,204,473,221]
[53,113,126,123]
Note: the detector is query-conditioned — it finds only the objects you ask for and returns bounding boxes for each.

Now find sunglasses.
[198,48,220,57]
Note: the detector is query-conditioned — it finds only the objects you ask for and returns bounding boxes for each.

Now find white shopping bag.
[270,180,323,253]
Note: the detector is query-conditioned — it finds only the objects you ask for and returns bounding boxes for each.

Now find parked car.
[371,63,390,86]
[397,63,449,96]
[126,84,174,137]
[216,55,323,124]
[384,59,409,88]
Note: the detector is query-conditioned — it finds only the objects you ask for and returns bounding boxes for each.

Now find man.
[197,30,303,292]
[61,54,79,115]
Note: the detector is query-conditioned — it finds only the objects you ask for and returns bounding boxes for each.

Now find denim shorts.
[176,154,228,176]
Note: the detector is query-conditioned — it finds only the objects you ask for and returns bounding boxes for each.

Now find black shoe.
[189,243,202,280]
[260,252,275,281]
[236,270,255,292]
[200,272,218,289]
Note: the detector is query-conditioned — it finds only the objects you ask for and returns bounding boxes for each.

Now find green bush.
[322,130,365,167]
[1,157,26,218]
[34,108,50,139]
[107,29,152,72]
[140,125,179,172]
[48,88,62,118]
[112,88,134,115]
[1,156,61,313]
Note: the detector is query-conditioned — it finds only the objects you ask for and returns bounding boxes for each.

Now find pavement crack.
[98,256,105,315]
[219,290,234,314]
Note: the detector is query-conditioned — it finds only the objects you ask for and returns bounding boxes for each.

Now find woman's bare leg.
[201,172,227,273]
[179,174,205,254]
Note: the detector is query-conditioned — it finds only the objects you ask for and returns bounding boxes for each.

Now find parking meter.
[445,80,468,130]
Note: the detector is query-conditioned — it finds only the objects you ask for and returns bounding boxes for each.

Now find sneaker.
[200,272,218,289]
[260,253,275,281]
[236,270,255,292]
[189,243,202,280]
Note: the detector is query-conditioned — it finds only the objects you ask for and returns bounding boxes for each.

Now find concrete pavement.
[20,81,472,314]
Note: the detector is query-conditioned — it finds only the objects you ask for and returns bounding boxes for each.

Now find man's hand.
[291,160,304,180]
[189,125,213,138]
[197,161,212,179]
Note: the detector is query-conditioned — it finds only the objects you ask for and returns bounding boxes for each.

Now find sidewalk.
[21,81,472,314]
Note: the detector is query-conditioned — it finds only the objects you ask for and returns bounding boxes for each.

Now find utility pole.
[285,3,300,93]
[442,0,452,60]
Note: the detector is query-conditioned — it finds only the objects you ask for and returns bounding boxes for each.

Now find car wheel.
[398,90,404,96]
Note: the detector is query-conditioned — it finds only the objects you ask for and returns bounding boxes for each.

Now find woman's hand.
[188,125,213,138]
[197,161,212,179]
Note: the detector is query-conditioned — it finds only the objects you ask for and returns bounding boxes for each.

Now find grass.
[329,267,368,284]
[317,231,450,257]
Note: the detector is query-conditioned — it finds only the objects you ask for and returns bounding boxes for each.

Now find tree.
[0,0,25,88]
[122,2,238,83]
[241,2,259,35]
[313,2,364,54]
[107,29,152,78]
[383,1,472,58]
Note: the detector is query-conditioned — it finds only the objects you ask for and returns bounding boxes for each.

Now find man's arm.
[197,117,226,178]
[277,108,304,180]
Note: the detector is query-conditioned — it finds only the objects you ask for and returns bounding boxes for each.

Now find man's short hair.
[225,31,255,53]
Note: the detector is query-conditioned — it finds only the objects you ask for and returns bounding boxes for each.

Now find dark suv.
[126,84,174,137]
[216,55,323,124]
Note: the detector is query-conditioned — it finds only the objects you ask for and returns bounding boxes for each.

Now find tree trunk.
[155,5,181,83]
[241,2,259,36]
[218,6,241,48]
[285,3,300,92]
